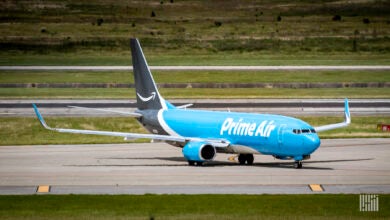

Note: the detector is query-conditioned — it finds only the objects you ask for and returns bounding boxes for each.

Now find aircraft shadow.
[69,157,373,169]
[206,158,373,170]
[101,157,187,162]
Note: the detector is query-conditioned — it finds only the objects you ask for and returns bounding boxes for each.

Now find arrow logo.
[137,92,156,102]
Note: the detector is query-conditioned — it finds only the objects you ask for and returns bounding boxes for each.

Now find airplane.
[32,38,351,169]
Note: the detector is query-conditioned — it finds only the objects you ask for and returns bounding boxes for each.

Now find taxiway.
[0,138,389,194]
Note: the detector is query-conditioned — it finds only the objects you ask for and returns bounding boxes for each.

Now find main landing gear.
[294,160,303,169]
[188,161,203,166]
[238,154,254,165]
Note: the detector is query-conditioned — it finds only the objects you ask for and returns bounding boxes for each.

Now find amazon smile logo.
[137,92,156,102]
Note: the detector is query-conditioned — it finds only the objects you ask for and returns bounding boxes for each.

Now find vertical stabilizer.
[130,38,166,110]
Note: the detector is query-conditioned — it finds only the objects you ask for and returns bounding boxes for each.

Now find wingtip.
[32,103,42,120]
[344,98,351,123]
[32,104,51,130]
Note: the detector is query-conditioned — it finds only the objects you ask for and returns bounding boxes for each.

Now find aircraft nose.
[306,134,321,152]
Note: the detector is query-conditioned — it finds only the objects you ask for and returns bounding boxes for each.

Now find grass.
[0,1,389,65]
[1,87,390,99]
[1,116,388,146]
[1,70,389,83]
[0,117,147,146]
[1,51,389,66]
[0,195,389,219]
[302,116,390,139]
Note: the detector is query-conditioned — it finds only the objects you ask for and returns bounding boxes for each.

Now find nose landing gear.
[294,160,303,169]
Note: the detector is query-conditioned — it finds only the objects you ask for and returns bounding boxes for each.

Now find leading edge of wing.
[33,104,184,142]
[32,104,229,147]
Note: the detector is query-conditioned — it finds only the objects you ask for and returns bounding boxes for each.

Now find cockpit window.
[293,128,316,134]
[293,129,301,134]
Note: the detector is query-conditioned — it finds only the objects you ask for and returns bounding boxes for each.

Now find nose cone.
[306,134,321,153]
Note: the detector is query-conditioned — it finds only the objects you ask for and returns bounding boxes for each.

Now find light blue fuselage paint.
[162,108,321,159]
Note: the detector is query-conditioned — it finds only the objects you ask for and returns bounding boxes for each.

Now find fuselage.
[138,108,321,160]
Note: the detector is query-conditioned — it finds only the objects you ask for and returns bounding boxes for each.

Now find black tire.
[195,161,203,166]
[238,154,246,165]
[188,161,195,166]
[238,154,254,165]
[294,161,303,169]
[246,154,254,165]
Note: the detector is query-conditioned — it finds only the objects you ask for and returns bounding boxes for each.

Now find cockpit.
[292,128,316,134]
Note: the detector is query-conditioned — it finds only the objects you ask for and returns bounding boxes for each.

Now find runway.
[1,99,389,116]
[1,65,390,71]
[0,138,389,194]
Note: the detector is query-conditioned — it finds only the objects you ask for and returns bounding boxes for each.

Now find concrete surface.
[1,99,389,116]
[0,138,389,194]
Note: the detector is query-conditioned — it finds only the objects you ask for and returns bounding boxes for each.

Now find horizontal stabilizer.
[176,104,193,109]
[68,106,142,117]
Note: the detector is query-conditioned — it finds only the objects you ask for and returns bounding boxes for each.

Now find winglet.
[344,98,351,124]
[314,98,351,132]
[32,104,52,130]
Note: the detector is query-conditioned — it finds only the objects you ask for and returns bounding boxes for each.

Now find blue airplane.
[33,38,351,168]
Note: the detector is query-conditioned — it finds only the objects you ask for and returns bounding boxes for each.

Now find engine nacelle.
[182,141,216,162]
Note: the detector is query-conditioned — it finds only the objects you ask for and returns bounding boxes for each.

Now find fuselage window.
[310,129,316,133]
[302,129,310,133]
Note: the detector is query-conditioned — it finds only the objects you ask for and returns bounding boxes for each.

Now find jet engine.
[182,141,216,164]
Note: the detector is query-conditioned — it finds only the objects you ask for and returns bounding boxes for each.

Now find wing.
[68,105,142,117]
[32,104,229,147]
[314,98,351,132]
[176,104,193,109]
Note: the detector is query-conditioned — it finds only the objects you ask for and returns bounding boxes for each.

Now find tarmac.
[1,99,389,116]
[0,138,389,194]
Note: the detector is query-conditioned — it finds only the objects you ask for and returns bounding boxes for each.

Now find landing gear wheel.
[238,154,254,165]
[246,154,254,165]
[238,154,246,165]
[294,160,303,169]
[188,161,195,166]
[195,161,203,166]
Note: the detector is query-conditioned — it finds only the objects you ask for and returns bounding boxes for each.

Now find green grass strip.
[1,51,389,66]
[1,70,389,83]
[0,117,147,146]
[0,195,389,219]
[1,88,390,99]
[1,116,388,146]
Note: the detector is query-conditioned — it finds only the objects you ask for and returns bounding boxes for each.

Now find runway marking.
[309,184,324,192]
[36,185,50,193]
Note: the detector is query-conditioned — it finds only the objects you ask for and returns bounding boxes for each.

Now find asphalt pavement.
[0,138,389,194]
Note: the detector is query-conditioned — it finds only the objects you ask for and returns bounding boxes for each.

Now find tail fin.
[130,38,167,110]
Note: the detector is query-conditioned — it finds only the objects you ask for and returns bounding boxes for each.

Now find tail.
[130,38,167,110]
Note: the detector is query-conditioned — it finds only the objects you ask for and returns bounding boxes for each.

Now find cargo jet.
[33,38,351,168]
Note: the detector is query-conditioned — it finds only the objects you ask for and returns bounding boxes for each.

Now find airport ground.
[0,139,389,195]
[2,98,389,116]
[1,1,390,219]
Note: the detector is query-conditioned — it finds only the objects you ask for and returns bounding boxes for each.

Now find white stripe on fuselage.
[157,109,179,136]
